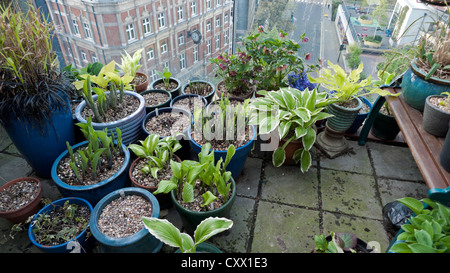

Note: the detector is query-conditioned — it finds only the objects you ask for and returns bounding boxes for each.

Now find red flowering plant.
[210,50,256,97]
[240,26,319,91]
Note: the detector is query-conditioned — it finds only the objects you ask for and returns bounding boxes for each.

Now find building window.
[224,30,229,45]
[180,53,186,70]
[217,0,221,5]
[207,39,211,55]
[72,19,80,35]
[126,24,136,41]
[224,13,229,24]
[206,21,211,32]
[147,48,154,60]
[206,0,211,9]
[143,18,152,35]
[178,34,185,45]
[81,50,87,62]
[216,34,220,50]
[92,55,98,63]
[164,61,169,69]
[150,70,157,82]
[215,16,220,28]
[161,41,167,54]
[193,46,198,62]
[177,6,184,21]
[83,23,92,39]
[158,12,166,29]
[190,1,197,16]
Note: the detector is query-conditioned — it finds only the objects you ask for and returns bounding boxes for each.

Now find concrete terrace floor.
[0,125,429,254]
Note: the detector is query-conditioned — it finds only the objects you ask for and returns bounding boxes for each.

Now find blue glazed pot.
[51,141,131,206]
[181,80,216,104]
[2,97,75,178]
[188,125,256,180]
[75,91,146,146]
[346,97,373,134]
[401,62,450,111]
[28,197,94,253]
[326,97,363,133]
[150,77,182,99]
[90,187,162,253]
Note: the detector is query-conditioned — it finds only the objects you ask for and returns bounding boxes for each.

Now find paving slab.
[368,142,424,182]
[251,201,320,253]
[321,169,383,220]
[377,178,429,207]
[0,153,33,182]
[320,140,372,175]
[235,157,262,198]
[262,164,319,209]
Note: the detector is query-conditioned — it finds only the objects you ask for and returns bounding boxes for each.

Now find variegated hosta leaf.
[302,127,316,151]
[293,107,311,123]
[279,121,293,139]
[300,149,312,173]
[272,147,286,167]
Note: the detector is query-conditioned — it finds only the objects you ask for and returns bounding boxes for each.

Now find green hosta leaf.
[415,229,433,247]
[128,144,147,158]
[153,178,178,195]
[272,147,286,167]
[224,145,236,169]
[194,217,233,245]
[182,182,195,203]
[201,191,218,207]
[401,224,415,234]
[280,88,296,110]
[293,107,311,123]
[267,91,287,108]
[409,243,439,253]
[180,232,196,253]
[302,127,316,151]
[142,217,184,249]
[170,160,182,179]
[398,197,424,215]
[279,121,293,139]
[390,242,413,253]
[293,148,303,164]
[295,127,307,139]
[300,149,312,173]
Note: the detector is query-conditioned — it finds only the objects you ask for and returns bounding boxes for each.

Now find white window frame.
[147,48,154,60]
[126,23,136,42]
[190,1,197,16]
[161,41,168,54]
[224,30,229,45]
[207,39,211,55]
[92,55,98,63]
[143,18,152,36]
[178,34,185,46]
[180,53,186,70]
[158,12,166,29]
[206,21,211,32]
[217,0,221,6]
[206,0,211,10]
[224,13,229,24]
[72,19,80,35]
[81,50,87,62]
[177,6,184,21]
[193,46,199,63]
[83,23,92,39]
[216,34,220,50]
[215,16,220,28]
[150,70,157,82]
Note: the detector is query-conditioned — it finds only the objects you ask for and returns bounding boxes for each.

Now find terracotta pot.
[133,72,149,93]
[279,138,304,166]
[0,177,43,224]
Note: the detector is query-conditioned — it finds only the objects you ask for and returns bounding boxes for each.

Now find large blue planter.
[75,91,146,146]
[2,98,74,178]
[51,141,131,206]
[28,197,94,253]
[401,62,450,111]
[90,187,162,253]
[188,125,256,180]
[346,97,373,134]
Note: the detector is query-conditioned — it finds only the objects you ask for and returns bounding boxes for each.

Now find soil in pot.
[80,95,139,123]
[132,73,148,87]
[97,194,152,238]
[191,125,254,151]
[143,92,170,108]
[153,79,179,91]
[131,159,173,188]
[183,82,213,97]
[429,96,450,113]
[0,179,40,214]
[172,96,205,113]
[216,81,254,99]
[144,111,190,137]
[32,201,90,246]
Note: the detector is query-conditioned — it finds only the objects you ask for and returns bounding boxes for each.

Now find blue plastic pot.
[75,91,146,146]
[90,187,162,253]
[2,97,75,178]
[401,62,450,111]
[346,97,373,134]
[28,197,94,253]
[181,80,216,104]
[188,125,256,180]
[170,93,207,114]
[150,77,182,98]
[51,141,131,206]
[142,107,193,160]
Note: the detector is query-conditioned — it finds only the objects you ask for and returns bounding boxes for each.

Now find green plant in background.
[154,143,235,209]
[347,43,362,69]
[117,48,144,79]
[142,217,233,253]
[439,92,450,108]
[156,67,172,90]
[390,197,450,253]
[248,87,335,173]
[128,133,182,179]
[0,2,75,131]
[65,117,123,184]
[314,232,360,253]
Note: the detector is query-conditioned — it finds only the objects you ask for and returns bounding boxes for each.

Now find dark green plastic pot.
[150,78,182,98]
[181,80,216,104]
[170,177,236,234]
[141,89,172,114]
[371,111,400,140]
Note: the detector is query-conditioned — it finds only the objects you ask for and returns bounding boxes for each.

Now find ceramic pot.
[150,77,182,99]
[401,61,450,111]
[28,197,94,253]
[170,94,207,115]
[51,141,131,206]
[423,95,450,137]
[0,177,43,224]
[181,80,216,104]
[133,72,149,93]
[90,187,162,253]
[440,122,450,173]
[140,89,172,114]
[75,91,146,146]
[326,98,363,133]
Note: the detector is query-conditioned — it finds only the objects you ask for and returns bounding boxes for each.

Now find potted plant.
[28,197,94,253]
[142,216,233,253]
[313,232,374,253]
[401,19,450,111]
[170,94,207,115]
[150,67,182,98]
[153,143,236,234]
[423,92,450,137]
[181,80,216,104]
[346,96,373,135]
[440,123,450,172]
[117,48,148,93]
[210,51,256,99]
[0,177,43,224]
[89,187,162,253]
[140,89,172,114]
[364,35,383,48]
[358,14,373,25]
[387,197,450,253]
[248,87,334,173]
[73,61,146,145]
[190,96,256,178]
[51,118,130,206]
[128,134,182,208]
[0,3,75,178]
[239,27,318,91]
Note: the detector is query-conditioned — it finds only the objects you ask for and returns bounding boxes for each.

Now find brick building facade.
[46,0,234,83]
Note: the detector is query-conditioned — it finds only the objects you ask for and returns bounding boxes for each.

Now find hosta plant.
[248,87,335,173]
[142,216,233,253]
[314,232,359,253]
[390,197,450,253]
[154,143,235,210]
